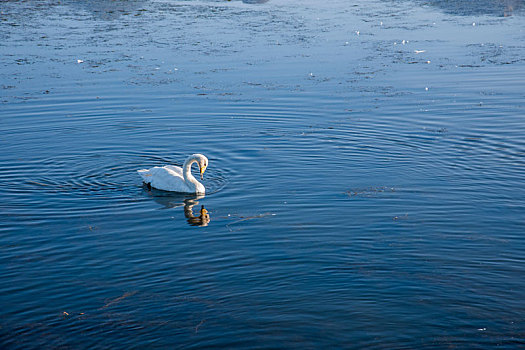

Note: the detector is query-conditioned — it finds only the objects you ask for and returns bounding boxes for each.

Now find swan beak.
[200,165,206,180]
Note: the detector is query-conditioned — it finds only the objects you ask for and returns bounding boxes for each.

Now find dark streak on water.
[1,0,524,348]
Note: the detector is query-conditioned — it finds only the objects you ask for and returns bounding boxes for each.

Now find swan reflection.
[143,186,211,227]
[184,199,211,227]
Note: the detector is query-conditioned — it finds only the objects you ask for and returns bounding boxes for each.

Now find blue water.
[1,0,524,348]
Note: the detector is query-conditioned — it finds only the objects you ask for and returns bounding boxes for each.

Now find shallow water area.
[1,0,524,348]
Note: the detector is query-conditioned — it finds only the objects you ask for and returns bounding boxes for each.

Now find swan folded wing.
[137,166,189,192]
[163,165,183,177]
[138,166,180,180]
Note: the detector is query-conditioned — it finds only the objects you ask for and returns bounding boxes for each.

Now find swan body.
[138,154,208,194]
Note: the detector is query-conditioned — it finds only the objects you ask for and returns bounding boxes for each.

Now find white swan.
[137,154,208,194]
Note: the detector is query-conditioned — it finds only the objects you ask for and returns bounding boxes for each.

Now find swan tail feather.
[137,169,152,183]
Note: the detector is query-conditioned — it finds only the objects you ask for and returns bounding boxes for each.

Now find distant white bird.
[138,154,208,193]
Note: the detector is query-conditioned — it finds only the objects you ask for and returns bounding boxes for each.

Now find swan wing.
[163,165,183,177]
[137,166,191,192]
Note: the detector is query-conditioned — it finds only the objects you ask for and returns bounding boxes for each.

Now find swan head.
[191,153,208,180]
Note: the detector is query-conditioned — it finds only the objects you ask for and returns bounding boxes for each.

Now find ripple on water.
[0,151,229,223]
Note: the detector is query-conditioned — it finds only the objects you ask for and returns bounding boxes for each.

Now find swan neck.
[182,156,201,188]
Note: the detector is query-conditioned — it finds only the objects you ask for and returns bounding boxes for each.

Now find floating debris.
[423,127,448,134]
[27,180,49,186]
[393,213,408,221]
[195,319,206,333]
[226,213,276,232]
[100,291,137,310]
[345,186,396,198]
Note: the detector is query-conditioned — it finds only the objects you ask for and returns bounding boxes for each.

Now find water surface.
[1,0,524,348]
